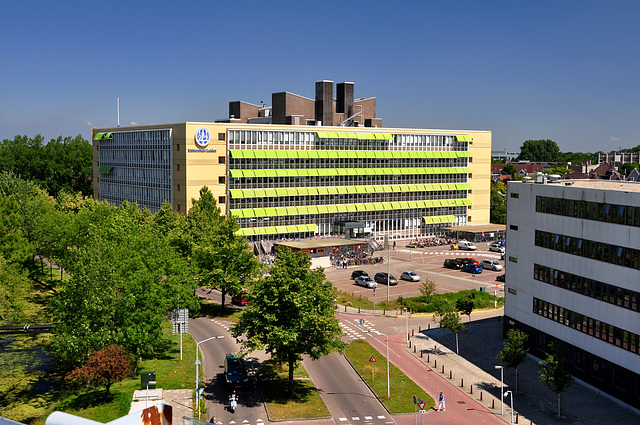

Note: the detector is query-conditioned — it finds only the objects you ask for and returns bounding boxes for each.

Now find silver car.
[401,271,420,282]
[355,276,377,288]
[489,242,505,253]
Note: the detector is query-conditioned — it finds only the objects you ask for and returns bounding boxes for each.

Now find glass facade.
[98,129,172,213]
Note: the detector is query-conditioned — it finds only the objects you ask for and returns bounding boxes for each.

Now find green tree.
[66,345,135,399]
[490,182,507,224]
[619,162,640,176]
[501,162,518,177]
[189,187,261,311]
[496,329,529,393]
[538,342,574,418]
[518,139,561,162]
[440,310,465,354]
[419,279,436,298]
[232,248,345,392]
[456,295,474,324]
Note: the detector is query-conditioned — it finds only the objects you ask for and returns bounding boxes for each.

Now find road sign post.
[369,355,376,381]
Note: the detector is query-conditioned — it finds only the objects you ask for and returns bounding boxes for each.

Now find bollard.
[383,309,386,315]
[412,329,414,337]
[419,326,421,332]
[427,354,430,362]
[434,359,437,368]
[449,370,452,379]
[470,385,473,395]
[460,378,463,387]
[428,323,431,330]
[480,391,483,401]
[441,365,444,373]
[413,346,416,353]
[492,399,495,409]
[344,305,347,312]
[358,307,361,313]
[420,349,423,358]
[409,340,411,348]
[515,413,518,424]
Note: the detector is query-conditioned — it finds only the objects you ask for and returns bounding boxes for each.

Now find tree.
[496,329,529,393]
[419,279,436,298]
[518,139,561,162]
[500,162,518,177]
[189,187,261,311]
[538,342,574,418]
[619,162,640,176]
[490,181,507,224]
[232,248,345,392]
[66,345,134,399]
[456,295,474,324]
[439,310,465,354]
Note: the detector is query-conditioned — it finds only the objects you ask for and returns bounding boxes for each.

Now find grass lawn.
[345,340,435,413]
[259,359,330,420]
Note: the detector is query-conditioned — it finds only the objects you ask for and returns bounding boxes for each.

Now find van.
[457,241,477,251]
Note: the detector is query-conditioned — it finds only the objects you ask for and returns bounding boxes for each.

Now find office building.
[505,177,640,408]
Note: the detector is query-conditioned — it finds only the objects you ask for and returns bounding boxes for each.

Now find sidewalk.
[129,388,192,421]
[406,315,640,425]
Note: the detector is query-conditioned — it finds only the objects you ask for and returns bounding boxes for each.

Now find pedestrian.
[437,391,445,411]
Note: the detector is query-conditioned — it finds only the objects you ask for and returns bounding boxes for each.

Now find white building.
[505,178,640,408]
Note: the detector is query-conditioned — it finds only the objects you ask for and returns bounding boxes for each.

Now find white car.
[355,276,377,288]
[401,271,420,282]
[480,259,504,271]
[489,242,505,253]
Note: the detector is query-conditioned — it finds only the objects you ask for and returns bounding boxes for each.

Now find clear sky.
[2,0,639,154]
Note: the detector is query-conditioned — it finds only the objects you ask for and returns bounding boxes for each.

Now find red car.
[462,258,479,265]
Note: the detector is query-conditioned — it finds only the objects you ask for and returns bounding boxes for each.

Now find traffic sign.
[417,401,426,410]
[419,410,426,414]
[369,355,377,362]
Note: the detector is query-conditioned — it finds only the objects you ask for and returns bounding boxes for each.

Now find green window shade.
[264,208,277,216]
[317,132,329,138]
[254,208,266,217]
[286,206,298,215]
[307,187,318,195]
[337,186,348,194]
[443,215,457,223]
[243,209,256,217]
[326,187,339,195]
[307,205,318,214]
[417,200,427,208]
[275,225,288,234]
[229,189,243,198]
[462,199,472,206]
[307,224,318,232]
[262,169,276,177]
[356,133,368,140]
[253,189,266,197]
[297,206,307,214]
[243,170,256,178]
[264,227,277,234]
[346,186,357,194]
[297,150,309,158]
[337,151,349,158]
[316,150,329,158]
[372,202,384,210]
[364,203,375,211]
[408,201,418,209]
[229,170,243,178]
[354,204,365,212]
[374,151,386,158]
[229,150,242,158]
[307,169,319,176]
[317,205,328,213]
[243,189,255,198]
[275,188,288,196]
[382,202,393,210]
[336,204,348,213]
[242,228,256,236]
[423,216,435,224]
[326,205,338,213]
[98,166,113,173]
[275,207,288,216]
[229,209,243,217]
[94,132,105,140]
[317,187,329,194]
[355,186,367,193]
[297,187,309,195]
[264,188,276,197]
[344,204,357,212]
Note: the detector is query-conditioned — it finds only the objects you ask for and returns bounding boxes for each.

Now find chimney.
[315,80,333,126]
[336,82,354,120]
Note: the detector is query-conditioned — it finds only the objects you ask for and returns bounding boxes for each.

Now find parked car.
[461,258,480,265]
[374,272,398,285]
[481,259,504,271]
[351,270,369,280]
[355,276,377,288]
[224,353,249,388]
[401,271,420,282]
[231,292,249,306]
[457,241,477,251]
[489,242,505,253]
[496,274,506,282]
[444,258,460,269]
[461,264,483,274]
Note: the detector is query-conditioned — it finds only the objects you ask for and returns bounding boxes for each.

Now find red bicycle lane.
[367,332,505,425]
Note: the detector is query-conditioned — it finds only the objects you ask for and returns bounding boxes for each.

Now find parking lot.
[324,240,506,301]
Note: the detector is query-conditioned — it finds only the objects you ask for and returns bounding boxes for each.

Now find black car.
[224,353,249,388]
[496,274,505,282]
[444,258,461,269]
[374,272,398,285]
[351,270,369,280]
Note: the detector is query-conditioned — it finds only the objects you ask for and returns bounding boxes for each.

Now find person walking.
[437,391,445,411]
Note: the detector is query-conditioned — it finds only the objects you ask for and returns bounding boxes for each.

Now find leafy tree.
[538,342,574,418]
[619,162,640,176]
[189,187,261,311]
[439,310,465,354]
[541,166,572,176]
[232,248,345,393]
[518,139,561,162]
[66,345,134,399]
[560,151,597,164]
[419,279,436,298]
[501,162,518,177]
[456,295,474,324]
[490,182,507,224]
[496,329,529,393]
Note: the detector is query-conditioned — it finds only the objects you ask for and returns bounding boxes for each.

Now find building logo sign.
[195,127,210,147]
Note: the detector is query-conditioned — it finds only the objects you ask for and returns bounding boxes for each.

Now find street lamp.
[503,390,514,425]
[494,365,504,415]
[387,237,391,301]
[356,323,390,399]
[472,274,475,291]
[404,308,409,343]
[195,336,224,420]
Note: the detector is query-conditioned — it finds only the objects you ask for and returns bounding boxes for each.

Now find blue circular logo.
[195,127,210,147]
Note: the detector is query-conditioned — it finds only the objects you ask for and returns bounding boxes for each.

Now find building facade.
[93,122,491,241]
[505,179,640,408]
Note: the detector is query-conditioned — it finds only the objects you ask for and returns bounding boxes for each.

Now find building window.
[176,144,180,151]
[219,176,226,184]
[177,184,180,191]
[219,196,225,205]
[510,193,519,198]
[509,256,517,263]
[176,164,180,171]
[219,133,225,141]
[510,225,518,230]
[219,156,226,164]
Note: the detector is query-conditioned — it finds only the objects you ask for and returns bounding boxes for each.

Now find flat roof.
[513,179,640,193]
[274,237,368,250]
[447,224,506,233]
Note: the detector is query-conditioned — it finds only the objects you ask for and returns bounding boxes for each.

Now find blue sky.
[1,1,639,154]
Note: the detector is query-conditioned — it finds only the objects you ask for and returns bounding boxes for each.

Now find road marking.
[339,418,348,421]
[352,417,360,421]
[364,416,373,420]
[377,416,386,419]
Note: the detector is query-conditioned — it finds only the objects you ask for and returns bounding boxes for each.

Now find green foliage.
[490,183,507,224]
[456,296,474,322]
[0,135,93,197]
[560,151,597,164]
[538,342,574,395]
[232,248,345,391]
[497,329,529,392]
[419,279,436,298]
[619,162,640,176]
[66,345,135,399]
[501,162,518,176]
[540,166,572,176]
[518,139,561,162]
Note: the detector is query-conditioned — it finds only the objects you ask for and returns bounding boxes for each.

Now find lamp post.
[387,237,391,301]
[357,323,390,399]
[503,390,514,425]
[404,308,409,343]
[472,274,475,291]
[494,365,504,415]
[195,336,224,420]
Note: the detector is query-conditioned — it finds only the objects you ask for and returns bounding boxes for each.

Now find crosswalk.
[340,318,384,341]
[338,415,392,423]
[396,248,502,258]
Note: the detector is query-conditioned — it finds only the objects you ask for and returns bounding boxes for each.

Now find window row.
[536,196,640,227]
[108,129,172,146]
[229,158,468,169]
[534,230,640,270]
[533,298,640,355]
[102,168,171,184]
[229,175,468,190]
[100,149,171,163]
[534,264,640,312]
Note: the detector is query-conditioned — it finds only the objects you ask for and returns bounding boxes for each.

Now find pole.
[180,323,183,361]
[473,274,475,291]
[386,333,390,399]
[195,336,224,420]
[495,366,504,415]
[404,308,409,344]
[387,239,390,301]
[504,390,513,425]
